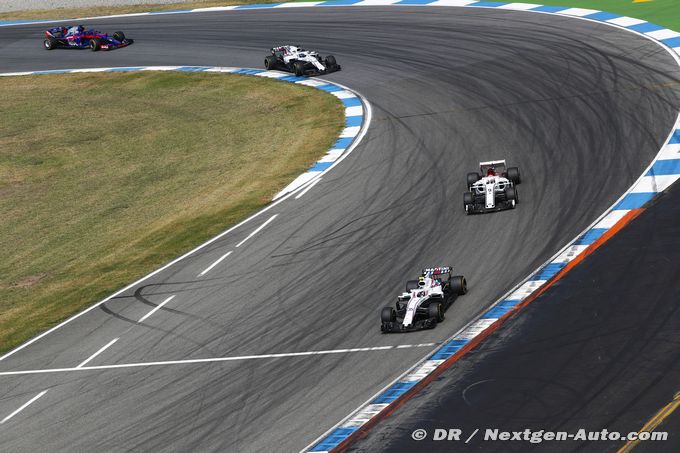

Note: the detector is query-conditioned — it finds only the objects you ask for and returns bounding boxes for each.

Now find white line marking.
[0,344,436,377]
[0,391,47,424]
[198,251,232,277]
[76,338,119,369]
[138,295,175,323]
[295,178,322,199]
[235,214,277,248]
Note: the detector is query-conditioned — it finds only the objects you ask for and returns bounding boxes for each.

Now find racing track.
[0,6,679,452]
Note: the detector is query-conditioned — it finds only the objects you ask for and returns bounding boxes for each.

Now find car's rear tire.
[381,307,396,323]
[264,56,278,70]
[507,166,521,184]
[90,39,101,51]
[293,61,305,76]
[506,186,518,206]
[44,38,56,50]
[450,276,467,295]
[112,31,125,42]
[405,280,419,292]
[428,302,444,323]
[467,172,480,188]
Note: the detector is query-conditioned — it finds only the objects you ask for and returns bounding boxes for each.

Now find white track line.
[198,251,232,277]
[0,344,437,377]
[235,214,278,248]
[76,338,119,369]
[138,295,175,323]
[0,391,47,424]
[295,178,322,199]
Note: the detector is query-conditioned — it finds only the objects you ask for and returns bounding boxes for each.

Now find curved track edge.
[0,64,372,362]
[1,4,680,452]
[295,4,680,453]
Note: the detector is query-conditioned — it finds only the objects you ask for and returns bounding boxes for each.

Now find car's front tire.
[463,191,473,214]
[506,186,518,206]
[381,307,396,323]
[405,280,419,291]
[428,302,444,323]
[325,55,337,68]
[467,172,480,188]
[293,61,305,77]
[112,31,125,42]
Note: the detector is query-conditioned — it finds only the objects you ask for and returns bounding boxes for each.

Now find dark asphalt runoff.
[0,6,679,452]
[351,170,680,453]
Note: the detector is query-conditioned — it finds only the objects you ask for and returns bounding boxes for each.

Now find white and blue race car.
[380,267,467,333]
[264,45,340,76]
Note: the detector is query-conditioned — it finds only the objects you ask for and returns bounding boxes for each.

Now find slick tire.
[428,302,444,323]
[325,55,337,68]
[90,38,101,51]
[506,186,518,205]
[44,38,56,50]
[264,55,277,70]
[381,307,396,323]
[112,31,125,42]
[467,172,480,187]
[449,276,468,296]
[293,61,305,77]
[405,280,419,292]
[507,166,521,184]
[463,191,473,214]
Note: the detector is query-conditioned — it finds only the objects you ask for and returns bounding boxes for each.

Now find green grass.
[0,71,344,354]
[0,0,313,21]
[533,0,680,31]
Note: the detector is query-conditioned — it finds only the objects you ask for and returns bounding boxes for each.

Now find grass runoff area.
[0,0,679,31]
[0,71,343,354]
[0,0,313,21]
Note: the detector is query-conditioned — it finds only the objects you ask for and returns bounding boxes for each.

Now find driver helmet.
[487,167,496,177]
[418,276,426,287]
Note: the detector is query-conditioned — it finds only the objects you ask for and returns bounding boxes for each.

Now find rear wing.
[479,160,506,174]
[422,266,452,275]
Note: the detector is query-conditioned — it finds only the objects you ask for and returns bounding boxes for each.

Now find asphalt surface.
[0,6,679,452]
[351,171,680,453]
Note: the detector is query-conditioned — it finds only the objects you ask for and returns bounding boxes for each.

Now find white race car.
[264,45,340,76]
[380,267,467,333]
[464,160,522,214]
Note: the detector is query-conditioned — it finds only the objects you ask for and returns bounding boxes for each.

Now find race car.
[464,160,522,214]
[380,267,467,333]
[43,25,133,51]
[264,45,340,76]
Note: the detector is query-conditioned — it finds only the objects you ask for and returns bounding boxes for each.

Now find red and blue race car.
[44,25,133,51]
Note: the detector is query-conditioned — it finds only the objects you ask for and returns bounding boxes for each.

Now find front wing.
[381,317,437,333]
[466,200,515,214]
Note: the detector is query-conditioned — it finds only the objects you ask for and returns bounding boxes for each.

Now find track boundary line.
[1,4,680,451]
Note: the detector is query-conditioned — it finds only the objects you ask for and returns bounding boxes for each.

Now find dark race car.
[43,25,133,51]
[380,267,468,333]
